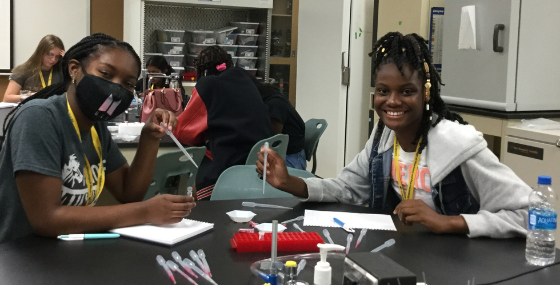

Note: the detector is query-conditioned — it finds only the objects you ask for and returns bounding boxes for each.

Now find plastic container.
[214,26,238,45]
[231,21,260,34]
[182,66,197,81]
[230,232,324,253]
[144,53,163,64]
[226,210,256,223]
[236,57,258,69]
[237,45,258,57]
[186,30,216,44]
[163,55,184,67]
[156,29,185,43]
[157,42,185,55]
[236,34,259,46]
[526,175,557,266]
[218,44,239,57]
[187,43,214,55]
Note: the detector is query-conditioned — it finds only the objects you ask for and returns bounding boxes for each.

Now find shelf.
[270,57,293,65]
[272,14,292,17]
[182,81,196,87]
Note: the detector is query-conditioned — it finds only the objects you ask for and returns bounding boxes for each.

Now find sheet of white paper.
[0,102,18,109]
[458,5,476,49]
[303,210,396,231]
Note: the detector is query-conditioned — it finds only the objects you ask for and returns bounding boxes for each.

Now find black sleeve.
[266,98,288,124]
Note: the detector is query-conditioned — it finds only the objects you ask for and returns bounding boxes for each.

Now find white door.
[296,0,373,178]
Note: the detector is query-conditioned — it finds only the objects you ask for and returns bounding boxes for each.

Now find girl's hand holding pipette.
[256,148,310,198]
[143,108,177,140]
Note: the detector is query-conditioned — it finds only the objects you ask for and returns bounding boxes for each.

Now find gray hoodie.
[302,119,531,238]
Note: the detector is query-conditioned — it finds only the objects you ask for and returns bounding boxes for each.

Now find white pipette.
[346,233,353,254]
[197,249,212,277]
[355,228,367,248]
[280,215,304,224]
[296,259,307,276]
[159,122,198,168]
[189,250,211,277]
[371,238,395,252]
[156,255,176,284]
[171,251,197,278]
[183,258,218,285]
[263,142,269,194]
[293,223,305,232]
[166,260,198,285]
[322,229,334,244]
[242,201,293,209]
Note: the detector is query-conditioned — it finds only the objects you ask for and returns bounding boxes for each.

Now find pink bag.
[141,88,183,122]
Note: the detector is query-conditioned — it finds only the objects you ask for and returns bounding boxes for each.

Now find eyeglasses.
[45,53,62,60]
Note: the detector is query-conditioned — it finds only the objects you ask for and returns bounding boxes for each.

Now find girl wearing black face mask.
[0,34,196,244]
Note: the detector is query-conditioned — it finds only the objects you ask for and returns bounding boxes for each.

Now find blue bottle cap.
[538,175,552,185]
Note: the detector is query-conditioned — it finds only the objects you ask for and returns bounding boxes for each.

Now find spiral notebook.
[110,218,214,246]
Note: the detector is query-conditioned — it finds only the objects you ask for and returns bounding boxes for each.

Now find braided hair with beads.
[369,32,467,153]
[1,33,141,148]
[194,45,234,80]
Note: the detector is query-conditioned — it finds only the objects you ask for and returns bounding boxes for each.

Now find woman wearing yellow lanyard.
[0,34,196,244]
[255,32,532,239]
[3,35,65,103]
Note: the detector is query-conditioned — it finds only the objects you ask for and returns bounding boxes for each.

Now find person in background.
[173,46,272,200]
[256,32,532,238]
[135,55,188,106]
[0,33,195,244]
[3,35,65,103]
[245,71,306,170]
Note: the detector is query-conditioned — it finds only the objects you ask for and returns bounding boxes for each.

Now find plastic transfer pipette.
[355,228,367,248]
[242,201,293,209]
[371,238,395,252]
[183,258,218,285]
[156,255,176,284]
[263,142,269,194]
[322,229,334,244]
[189,250,211,277]
[171,251,197,278]
[197,249,211,278]
[280,215,304,224]
[346,233,353,254]
[296,259,307,276]
[160,122,198,168]
[166,260,198,285]
[293,223,305,232]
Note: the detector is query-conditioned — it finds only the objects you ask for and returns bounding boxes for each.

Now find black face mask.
[75,72,134,121]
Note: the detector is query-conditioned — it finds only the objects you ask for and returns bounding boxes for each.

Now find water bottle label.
[528,209,557,230]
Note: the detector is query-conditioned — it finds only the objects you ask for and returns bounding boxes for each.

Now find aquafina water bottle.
[526,175,557,266]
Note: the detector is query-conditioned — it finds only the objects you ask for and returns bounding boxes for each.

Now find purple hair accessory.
[216,63,227,71]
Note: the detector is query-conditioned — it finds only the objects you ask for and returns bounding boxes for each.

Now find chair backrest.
[304,119,328,161]
[210,165,314,201]
[245,134,289,165]
[143,146,206,200]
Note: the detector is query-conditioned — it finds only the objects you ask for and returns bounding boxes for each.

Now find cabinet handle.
[493,24,505,53]
[556,139,560,148]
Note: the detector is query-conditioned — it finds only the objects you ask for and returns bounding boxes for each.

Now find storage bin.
[186,30,216,44]
[236,34,259,46]
[163,55,184,67]
[157,42,185,55]
[144,53,163,64]
[214,26,238,45]
[183,66,197,81]
[236,57,258,69]
[218,45,239,57]
[237,45,258,57]
[156,30,185,43]
[186,54,197,66]
[187,43,214,55]
[230,22,260,34]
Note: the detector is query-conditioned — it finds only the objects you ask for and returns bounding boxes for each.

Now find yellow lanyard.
[39,69,53,88]
[66,95,105,206]
[150,84,154,90]
[393,136,423,200]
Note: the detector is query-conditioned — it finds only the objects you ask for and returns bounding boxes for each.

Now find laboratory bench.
[0,197,558,285]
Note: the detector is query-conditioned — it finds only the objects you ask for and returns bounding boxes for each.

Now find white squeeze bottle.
[526,175,557,266]
[314,243,345,285]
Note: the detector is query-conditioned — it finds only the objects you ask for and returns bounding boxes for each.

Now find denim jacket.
[368,141,480,216]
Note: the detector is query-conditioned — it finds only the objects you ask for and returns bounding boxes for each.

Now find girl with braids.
[256,32,532,238]
[3,35,65,103]
[173,45,272,200]
[0,33,195,244]
[134,55,188,106]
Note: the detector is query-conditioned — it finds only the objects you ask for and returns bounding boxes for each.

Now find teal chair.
[304,119,328,174]
[143,146,206,200]
[210,165,315,201]
[245,134,289,165]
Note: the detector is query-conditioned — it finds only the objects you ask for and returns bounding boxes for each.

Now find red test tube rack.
[230,232,324,253]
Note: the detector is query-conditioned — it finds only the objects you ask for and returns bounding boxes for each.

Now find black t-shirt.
[263,94,305,154]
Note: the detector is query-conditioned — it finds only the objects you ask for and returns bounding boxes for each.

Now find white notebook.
[303,210,396,231]
[110,218,214,246]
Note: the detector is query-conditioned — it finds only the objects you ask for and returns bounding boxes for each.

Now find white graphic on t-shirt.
[62,154,83,187]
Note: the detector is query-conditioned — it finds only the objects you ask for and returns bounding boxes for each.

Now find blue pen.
[57,233,120,240]
[333,218,355,233]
